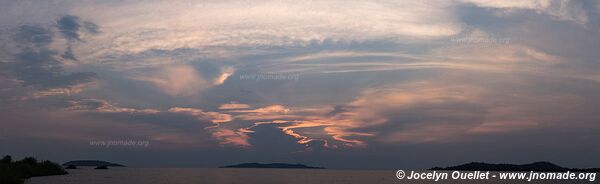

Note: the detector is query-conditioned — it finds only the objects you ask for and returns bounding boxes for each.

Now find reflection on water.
[26,168,593,184]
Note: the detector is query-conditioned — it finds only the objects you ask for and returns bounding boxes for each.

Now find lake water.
[25,168,594,184]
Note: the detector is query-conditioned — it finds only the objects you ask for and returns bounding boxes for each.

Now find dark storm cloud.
[0,14,99,102]
[247,124,306,152]
[8,50,95,88]
[55,15,100,60]
[56,15,99,41]
[56,15,81,40]
[83,21,100,34]
[12,25,53,46]
[61,46,77,60]
[304,140,327,151]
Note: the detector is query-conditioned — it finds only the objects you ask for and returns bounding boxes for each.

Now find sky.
[1,0,600,170]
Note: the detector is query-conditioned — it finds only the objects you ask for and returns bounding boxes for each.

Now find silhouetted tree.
[0,155,67,184]
[1,155,12,163]
[19,157,37,165]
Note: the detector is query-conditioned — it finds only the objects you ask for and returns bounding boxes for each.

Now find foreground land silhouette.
[0,155,67,184]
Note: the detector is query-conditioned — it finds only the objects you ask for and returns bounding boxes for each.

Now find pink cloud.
[133,65,209,97]
[168,107,233,124]
[218,102,251,110]
[67,99,160,114]
[211,129,250,147]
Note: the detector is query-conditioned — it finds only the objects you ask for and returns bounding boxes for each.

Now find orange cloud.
[213,67,234,85]
[23,82,98,100]
[168,107,233,124]
[67,99,160,114]
[165,81,546,148]
[229,104,290,114]
[211,129,250,147]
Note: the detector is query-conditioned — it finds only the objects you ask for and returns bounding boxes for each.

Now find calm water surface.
[26,168,594,184]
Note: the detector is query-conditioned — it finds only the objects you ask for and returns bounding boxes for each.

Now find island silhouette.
[94,166,109,170]
[430,161,600,172]
[220,163,325,169]
[62,160,125,167]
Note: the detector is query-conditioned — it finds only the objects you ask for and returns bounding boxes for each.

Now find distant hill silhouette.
[62,160,125,167]
[221,163,325,169]
[431,162,600,172]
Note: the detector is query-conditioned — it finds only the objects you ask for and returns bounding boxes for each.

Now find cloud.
[468,120,539,133]
[167,107,258,147]
[230,105,290,114]
[214,104,370,148]
[461,0,588,24]
[436,32,561,64]
[133,65,209,97]
[26,82,96,99]
[306,81,561,144]
[7,49,97,88]
[67,99,160,114]
[335,83,484,143]
[2,0,600,168]
[218,102,251,110]
[12,25,53,46]
[56,15,99,41]
[229,105,294,121]
[245,123,308,152]
[211,129,250,147]
[67,0,462,57]
[166,103,369,149]
[54,15,100,61]
[168,107,233,124]
[183,87,531,148]
[127,62,237,97]
[239,120,332,147]
[0,15,99,100]
[61,46,77,60]
[213,67,234,85]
